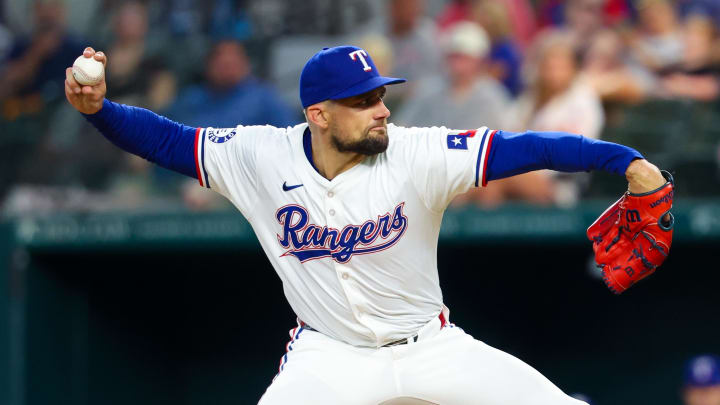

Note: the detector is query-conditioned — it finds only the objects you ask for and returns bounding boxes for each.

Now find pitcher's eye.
[357,96,377,107]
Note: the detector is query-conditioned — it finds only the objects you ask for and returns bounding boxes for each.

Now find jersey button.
[327,191,334,198]
[341,272,349,280]
[329,209,336,216]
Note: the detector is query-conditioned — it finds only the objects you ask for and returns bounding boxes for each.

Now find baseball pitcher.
[65,46,674,405]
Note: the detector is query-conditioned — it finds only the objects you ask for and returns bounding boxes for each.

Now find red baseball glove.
[587,171,675,294]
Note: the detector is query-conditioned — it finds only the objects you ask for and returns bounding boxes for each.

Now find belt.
[382,310,447,347]
[299,309,448,348]
[381,335,418,347]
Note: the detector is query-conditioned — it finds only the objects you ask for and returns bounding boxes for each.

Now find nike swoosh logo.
[282,182,304,192]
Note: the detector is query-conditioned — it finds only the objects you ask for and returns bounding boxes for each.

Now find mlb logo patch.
[446,130,476,150]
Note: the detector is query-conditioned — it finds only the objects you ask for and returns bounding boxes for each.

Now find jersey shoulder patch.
[207,127,238,144]
[446,129,478,150]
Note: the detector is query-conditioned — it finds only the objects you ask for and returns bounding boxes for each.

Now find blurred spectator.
[0,0,86,198]
[386,0,440,82]
[512,31,605,142]
[208,0,252,40]
[657,14,720,102]
[395,22,510,130]
[437,0,537,51]
[683,355,720,405]
[626,0,684,74]
[536,0,565,27]
[355,0,441,101]
[4,0,101,38]
[0,0,84,111]
[9,1,180,204]
[498,0,539,50]
[537,0,631,29]
[164,39,297,128]
[100,0,194,214]
[240,0,375,38]
[90,0,210,87]
[505,31,605,206]
[102,1,177,110]
[678,0,720,26]
[603,0,633,26]
[101,0,208,37]
[393,22,514,208]
[436,0,472,30]
[563,0,607,51]
[471,0,524,96]
[583,29,652,103]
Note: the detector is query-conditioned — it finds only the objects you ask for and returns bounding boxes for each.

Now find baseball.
[72,55,104,86]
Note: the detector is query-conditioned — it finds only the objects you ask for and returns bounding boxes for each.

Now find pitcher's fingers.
[65,67,81,94]
[93,51,106,66]
[83,47,95,58]
[88,87,103,101]
[64,80,76,100]
[81,85,94,95]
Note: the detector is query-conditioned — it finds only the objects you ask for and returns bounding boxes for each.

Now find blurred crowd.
[1,0,719,216]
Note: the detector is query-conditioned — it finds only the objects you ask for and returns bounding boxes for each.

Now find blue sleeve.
[82,99,198,179]
[485,130,643,182]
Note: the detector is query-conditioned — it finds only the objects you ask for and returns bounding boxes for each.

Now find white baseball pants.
[258,317,588,405]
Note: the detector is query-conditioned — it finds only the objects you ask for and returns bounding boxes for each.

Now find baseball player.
[65,45,673,405]
[683,355,720,405]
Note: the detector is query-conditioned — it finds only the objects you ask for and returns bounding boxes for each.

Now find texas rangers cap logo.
[299,45,406,108]
[348,50,372,72]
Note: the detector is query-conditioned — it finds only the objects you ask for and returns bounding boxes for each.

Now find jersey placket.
[323,182,380,343]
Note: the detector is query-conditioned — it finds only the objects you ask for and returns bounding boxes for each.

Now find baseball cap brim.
[329,75,406,101]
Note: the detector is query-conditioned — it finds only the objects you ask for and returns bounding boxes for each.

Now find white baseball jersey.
[193,122,495,347]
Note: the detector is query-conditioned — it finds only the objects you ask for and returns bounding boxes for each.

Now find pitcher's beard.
[330,124,388,156]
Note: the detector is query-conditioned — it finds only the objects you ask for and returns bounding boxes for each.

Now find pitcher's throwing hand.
[65,47,106,114]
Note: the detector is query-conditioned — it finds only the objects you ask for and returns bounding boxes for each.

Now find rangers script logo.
[276,202,408,263]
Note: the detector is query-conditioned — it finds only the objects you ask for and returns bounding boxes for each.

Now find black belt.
[381,334,419,347]
[301,322,418,347]
[299,311,446,348]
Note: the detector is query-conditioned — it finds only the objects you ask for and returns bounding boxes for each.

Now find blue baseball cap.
[685,355,720,387]
[299,46,406,108]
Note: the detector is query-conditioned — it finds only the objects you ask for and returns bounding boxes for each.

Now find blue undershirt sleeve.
[82,99,198,178]
[485,130,643,182]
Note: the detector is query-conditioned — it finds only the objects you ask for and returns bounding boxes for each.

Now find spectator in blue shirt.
[471,0,524,97]
[165,39,298,128]
[0,0,85,108]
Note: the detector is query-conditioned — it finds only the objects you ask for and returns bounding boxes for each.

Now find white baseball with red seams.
[191,121,588,405]
[72,55,104,86]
